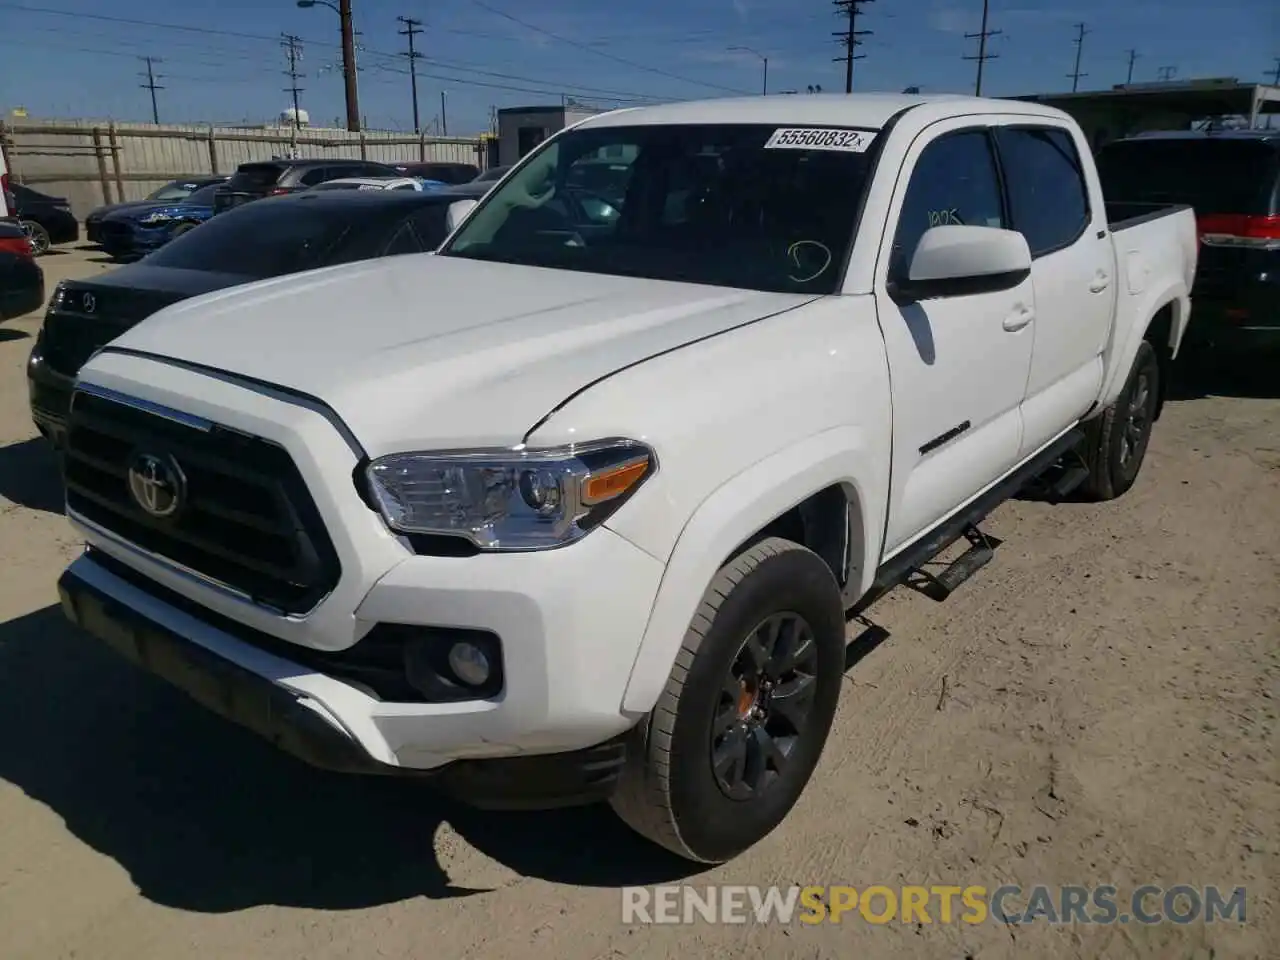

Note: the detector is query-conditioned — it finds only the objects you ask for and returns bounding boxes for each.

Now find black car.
[212,158,401,214]
[0,221,44,322]
[472,164,512,184]
[29,188,462,446]
[1095,129,1280,355]
[394,160,481,184]
[86,176,229,244]
[6,183,79,254]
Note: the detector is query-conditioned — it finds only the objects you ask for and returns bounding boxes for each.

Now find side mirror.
[446,199,479,232]
[890,225,1032,303]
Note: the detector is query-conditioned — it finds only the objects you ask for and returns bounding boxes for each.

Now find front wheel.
[1080,339,1160,501]
[610,537,846,863]
[21,220,51,256]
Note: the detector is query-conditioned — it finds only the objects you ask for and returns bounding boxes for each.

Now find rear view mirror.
[891,225,1032,302]
[446,199,479,232]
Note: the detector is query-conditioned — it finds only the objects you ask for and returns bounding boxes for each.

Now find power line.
[832,0,874,94]
[282,33,305,129]
[465,0,750,95]
[397,16,424,135]
[1068,22,1089,92]
[963,0,1001,97]
[1126,48,1140,84]
[138,55,164,124]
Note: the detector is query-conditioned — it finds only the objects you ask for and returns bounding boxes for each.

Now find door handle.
[1088,273,1111,294]
[1003,306,1033,332]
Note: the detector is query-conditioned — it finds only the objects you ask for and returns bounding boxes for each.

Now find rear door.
[993,122,1114,459]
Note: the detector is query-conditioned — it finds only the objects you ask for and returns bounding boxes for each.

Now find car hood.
[106,201,210,223]
[88,200,168,220]
[102,253,817,457]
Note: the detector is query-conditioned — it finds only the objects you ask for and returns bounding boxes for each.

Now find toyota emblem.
[82,292,97,313]
[127,452,186,519]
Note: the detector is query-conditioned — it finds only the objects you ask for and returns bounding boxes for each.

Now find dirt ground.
[0,246,1276,960]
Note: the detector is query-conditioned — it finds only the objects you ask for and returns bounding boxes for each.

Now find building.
[1015,77,1280,149]
[496,103,611,166]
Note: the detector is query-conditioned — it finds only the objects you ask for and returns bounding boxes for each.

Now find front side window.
[891,129,1005,277]
[440,123,877,295]
[995,126,1091,257]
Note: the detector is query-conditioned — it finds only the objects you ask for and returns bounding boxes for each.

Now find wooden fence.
[0,118,490,218]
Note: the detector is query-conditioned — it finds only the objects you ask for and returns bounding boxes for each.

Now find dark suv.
[393,161,480,184]
[1095,129,1280,355]
[213,158,400,214]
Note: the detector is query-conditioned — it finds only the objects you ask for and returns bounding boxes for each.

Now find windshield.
[439,123,876,294]
[1096,138,1280,214]
[145,201,351,277]
[181,184,222,205]
[147,179,202,202]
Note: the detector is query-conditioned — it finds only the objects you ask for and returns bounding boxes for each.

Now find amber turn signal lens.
[582,457,650,506]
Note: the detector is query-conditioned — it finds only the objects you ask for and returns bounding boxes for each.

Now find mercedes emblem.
[82,292,97,313]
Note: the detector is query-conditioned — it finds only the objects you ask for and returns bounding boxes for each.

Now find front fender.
[619,425,887,716]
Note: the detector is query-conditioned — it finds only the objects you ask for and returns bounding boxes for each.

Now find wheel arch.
[618,426,886,716]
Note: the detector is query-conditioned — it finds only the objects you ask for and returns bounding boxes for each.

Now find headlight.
[139,212,173,225]
[366,438,656,551]
[48,280,67,311]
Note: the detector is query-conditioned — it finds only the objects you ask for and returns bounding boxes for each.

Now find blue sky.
[0,0,1275,133]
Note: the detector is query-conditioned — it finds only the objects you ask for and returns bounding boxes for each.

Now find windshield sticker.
[764,127,875,153]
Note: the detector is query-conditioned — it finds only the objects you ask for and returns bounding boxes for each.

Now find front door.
[874,121,1036,556]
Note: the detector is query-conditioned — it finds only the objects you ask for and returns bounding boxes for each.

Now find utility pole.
[281,34,305,130]
[963,0,1001,96]
[1270,57,1280,86]
[1068,22,1089,92]
[832,0,874,94]
[138,56,164,124]
[1157,65,1177,81]
[397,15,424,134]
[1126,48,1139,84]
[440,91,448,136]
[338,0,360,131]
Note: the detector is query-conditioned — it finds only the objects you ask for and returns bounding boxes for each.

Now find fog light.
[448,641,492,687]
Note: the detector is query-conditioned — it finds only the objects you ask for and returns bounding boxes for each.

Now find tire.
[21,220,51,256]
[170,222,198,238]
[610,537,846,863]
[1080,339,1160,501]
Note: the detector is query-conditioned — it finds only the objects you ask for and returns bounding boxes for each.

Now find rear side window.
[227,163,286,191]
[1095,138,1280,215]
[892,129,1005,276]
[995,127,1091,257]
[144,202,351,277]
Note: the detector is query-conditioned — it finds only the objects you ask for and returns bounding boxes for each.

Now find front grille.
[64,389,341,614]
[40,311,132,378]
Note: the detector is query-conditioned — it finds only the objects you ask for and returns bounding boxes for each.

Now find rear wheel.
[1081,339,1160,501]
[610,538,846,863]
[21,220,51,256]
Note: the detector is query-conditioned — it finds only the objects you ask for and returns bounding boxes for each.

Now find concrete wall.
[0,118,487,218]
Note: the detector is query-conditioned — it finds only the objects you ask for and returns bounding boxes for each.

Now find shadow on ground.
[0,328,31,342]
[0,438,63,514]
[1166,351,1280,402]
[0,605,704,913]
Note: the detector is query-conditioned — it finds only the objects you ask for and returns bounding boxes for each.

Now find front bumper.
[60,551,640,808]
[98,223,174,257]
[27,345,72,446]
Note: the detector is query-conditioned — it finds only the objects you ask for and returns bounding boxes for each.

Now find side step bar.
[851,427,1086,614]
[911,525,1003,602]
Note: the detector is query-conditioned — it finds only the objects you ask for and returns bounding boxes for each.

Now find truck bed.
[1105,200,1194,232]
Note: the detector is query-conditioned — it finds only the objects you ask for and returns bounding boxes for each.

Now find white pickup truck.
[56,94,1197,864]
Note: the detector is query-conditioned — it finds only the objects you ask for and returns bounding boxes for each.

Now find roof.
[313,176,422,189]
[574,93,1066,130]
[267,189,461,211]
[1108,129,1280,143]
[1017,79,1280,116]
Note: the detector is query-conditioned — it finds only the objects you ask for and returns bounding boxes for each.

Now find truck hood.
[106,253,816,456]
